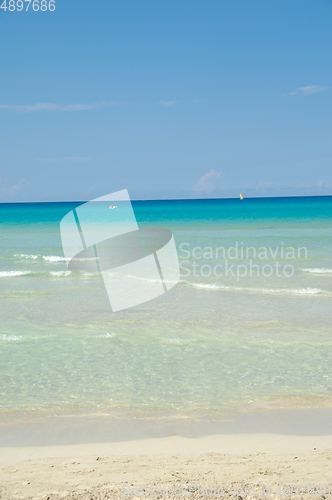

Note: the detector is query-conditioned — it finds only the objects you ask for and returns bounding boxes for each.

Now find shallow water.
[0,197,331,419]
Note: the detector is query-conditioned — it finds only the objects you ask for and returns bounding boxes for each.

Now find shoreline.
[1,407,332,448]
[1,431,332,461]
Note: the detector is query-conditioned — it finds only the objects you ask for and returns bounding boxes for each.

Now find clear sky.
[0,0,331,201]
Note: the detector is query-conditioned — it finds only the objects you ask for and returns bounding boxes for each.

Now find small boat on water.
[109,205,117,209]
[240,193,243,200]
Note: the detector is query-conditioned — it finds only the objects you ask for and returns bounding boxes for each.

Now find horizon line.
[0,193,332,203]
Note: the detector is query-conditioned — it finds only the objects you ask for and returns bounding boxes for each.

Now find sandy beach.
[1,434,331,500]
[1,408,332,500]
[2,0,332,496]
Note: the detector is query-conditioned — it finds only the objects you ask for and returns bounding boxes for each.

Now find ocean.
[1,196,332,421]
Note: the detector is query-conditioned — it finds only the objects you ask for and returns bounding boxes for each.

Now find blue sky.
[0,0,331,201]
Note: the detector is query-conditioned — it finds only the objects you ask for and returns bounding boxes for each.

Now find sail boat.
[240,193,243,200]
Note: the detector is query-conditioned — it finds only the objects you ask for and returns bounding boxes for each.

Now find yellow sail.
[240,193,243,200]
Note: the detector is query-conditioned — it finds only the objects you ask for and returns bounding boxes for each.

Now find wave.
[43,255,68,262]
[13,253,68,262]
[0,334,24,342]
[188,281,331,296]
[124,274,181,285]
[0,334,38,342]
[92,332,117,339]
[11,254,96,263]
[13,254,39,260]
[0,270,72,278]
[301,268,332,274]
[0,270,32,277]
[49,271,72,277]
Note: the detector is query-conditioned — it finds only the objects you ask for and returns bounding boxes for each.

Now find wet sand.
[1,408,331,500]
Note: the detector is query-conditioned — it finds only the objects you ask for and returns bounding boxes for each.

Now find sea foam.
[301,268,332,274]
[189,282,330,296]
[0,270,32,277]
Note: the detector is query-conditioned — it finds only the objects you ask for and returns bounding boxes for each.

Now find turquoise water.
[0,196,332,419]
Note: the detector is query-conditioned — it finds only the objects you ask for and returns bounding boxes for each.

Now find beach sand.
[1,409,331,500]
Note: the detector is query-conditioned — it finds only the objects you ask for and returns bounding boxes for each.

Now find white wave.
[45,256,96,262]
[50,271,72,277]
[72,257,97,262]
[13,253,69,262]
[0,334,23,341]
[93,332,117,339]
[110,272,182,285]
[0,334,38,341]
[80,271,98,276]
[191,282,220,290]
[43,255,68,262]
[13,253,38,260]
[189,282,330,296]
[0,269,95,278]
[0,270,32,277]
[301,268,332,274]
